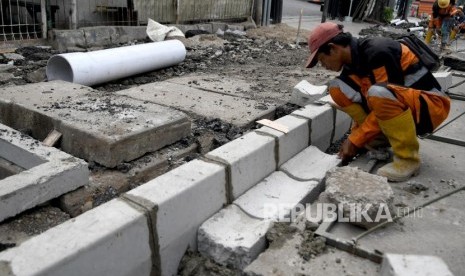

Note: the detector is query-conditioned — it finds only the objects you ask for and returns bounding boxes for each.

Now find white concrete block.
[206,132,276,200]
[198,204,271,269]
[0,199,152,276]
[125,159,227,276]
[279,145,340,182]
[234,171,319,220]
[333,107,352,143]
[292,104,334,151]
[0,123,89,223]
[433,72,453,92]
[381,253,454,276]
[257,115,309,166]
[289,80,328,106]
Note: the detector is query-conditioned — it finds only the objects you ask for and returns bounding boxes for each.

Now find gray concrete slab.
[433,113,465,144]
[325,139,465,276]
[118,80,276,127]
[0,81,190,167]
[448,74,465,96]
[0,123,89,222]
[244,234,380,276]
[435,98,465,129]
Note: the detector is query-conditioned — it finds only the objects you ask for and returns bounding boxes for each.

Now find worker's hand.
[338,139,359,165]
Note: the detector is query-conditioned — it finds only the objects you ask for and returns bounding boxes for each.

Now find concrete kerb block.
[433,71,453,92]
[291,104,334,151]
[111,26,148,44]
[279,145,340,183]
[256,115,309,166]
[0,199,152,276]
[0,123,89,223]
[315,94,352,142]
[82,26,116,48]
[234,171,319,220]
[380,253,454,276]
[49,29,86,51]
[196,24,213,34]
[289,80,328,106]
[123,159,227,276]
[198,204,272,270]
[172,24,199,35]
[210,22,228,34]
[205,131,276,201]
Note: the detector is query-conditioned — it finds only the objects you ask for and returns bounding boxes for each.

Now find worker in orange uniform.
[425,0,458,50]
[306,22,450,182]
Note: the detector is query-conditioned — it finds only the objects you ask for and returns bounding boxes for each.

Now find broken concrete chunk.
[289,80,327,106]
[325,166,394,229]
[433,72,452,92]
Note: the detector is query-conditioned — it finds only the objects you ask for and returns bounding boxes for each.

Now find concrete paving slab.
[449,73,465,96]
[244,235,380,276]
[165,74,254,98]
[234,171,319,220]
[118,80,276,127]
[0,81,190,167]
[433,113,465,144]
[381,253,454,276]
[0,123,89,222]
[434,98,465,129]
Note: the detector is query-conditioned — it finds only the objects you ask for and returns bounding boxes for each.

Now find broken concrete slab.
[205,131,276,201]
[381,254,453,276]
[245,237,380,276]
[291,104,334,151]
[233,171,319,220]
[124,159,227,276]
[449,73,465,96]
[289,80,327,106]
[436,98,465,128]
[0,123,89,222]
[279,145,340,182]
[256,115,309,166]
[0,81,190,167]
[118,80,275,127]
[82,27,115,48]
[325,166,394,229]
[198,204,271,270]
[49,29,87,51]
[0,199,152,276]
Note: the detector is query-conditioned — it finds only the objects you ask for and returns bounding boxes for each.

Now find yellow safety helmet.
[438,0,450,8]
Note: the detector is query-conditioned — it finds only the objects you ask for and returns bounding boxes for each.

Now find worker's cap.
[306,22,343,68]
[438,0,450,9]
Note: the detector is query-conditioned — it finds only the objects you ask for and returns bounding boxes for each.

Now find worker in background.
[306,22,450,182]
[425,0,458,51]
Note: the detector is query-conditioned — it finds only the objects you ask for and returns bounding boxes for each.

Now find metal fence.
[0,0,254,42]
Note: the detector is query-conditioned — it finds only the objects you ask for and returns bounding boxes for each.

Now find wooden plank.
[256,119,289,134]
[42,130,62,147]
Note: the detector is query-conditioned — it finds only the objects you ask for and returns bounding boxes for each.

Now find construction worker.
[425,0,458,50]
[306,22,450,182]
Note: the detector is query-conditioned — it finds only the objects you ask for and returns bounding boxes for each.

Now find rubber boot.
[425,29,434,44]
[376,109,420,182]
[450,29,457,41]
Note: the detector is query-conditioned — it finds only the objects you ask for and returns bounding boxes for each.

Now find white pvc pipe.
[390,18,401,24]
[393,19,406,26]
[46,40,186,86]
[408,26,424,32]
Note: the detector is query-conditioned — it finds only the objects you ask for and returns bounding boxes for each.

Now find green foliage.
[382,7,394,23]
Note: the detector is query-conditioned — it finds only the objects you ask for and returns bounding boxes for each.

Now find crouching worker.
[306,22,450,182]
[425,0,457,51]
